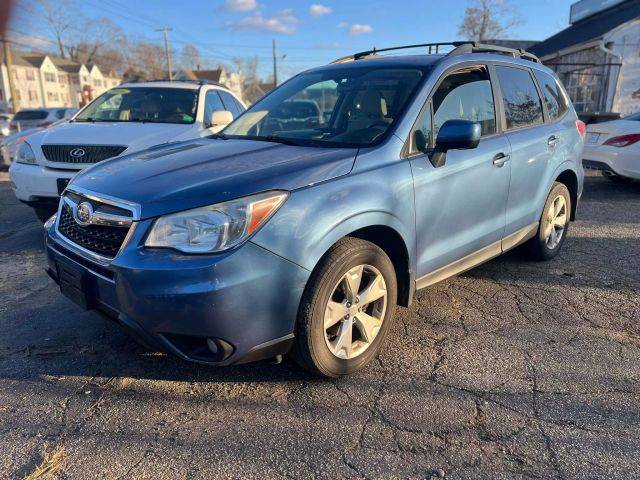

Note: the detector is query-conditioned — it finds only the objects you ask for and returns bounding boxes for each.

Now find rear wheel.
[293,237,397,377]
[525,182,571,261]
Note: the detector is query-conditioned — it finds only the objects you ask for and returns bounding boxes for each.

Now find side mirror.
[208,110,234,129]
[431,119,481,168]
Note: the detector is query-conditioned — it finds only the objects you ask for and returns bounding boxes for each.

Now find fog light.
[44,213,57,230]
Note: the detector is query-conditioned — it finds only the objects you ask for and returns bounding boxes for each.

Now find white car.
[583,112,640,181]
[9,80,245,220]
[9,107,77,134]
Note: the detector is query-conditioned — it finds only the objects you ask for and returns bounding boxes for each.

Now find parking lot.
[0,171,638,479]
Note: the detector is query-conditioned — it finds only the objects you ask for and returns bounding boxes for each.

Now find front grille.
[58,203,130,258]
[42,144,127,164]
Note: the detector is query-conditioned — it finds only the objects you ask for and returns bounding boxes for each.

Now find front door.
[408,65,511,280]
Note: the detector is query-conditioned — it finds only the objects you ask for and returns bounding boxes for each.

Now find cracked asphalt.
[0,171,639,479]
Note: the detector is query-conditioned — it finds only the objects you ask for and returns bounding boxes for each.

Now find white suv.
[9,80,245,220]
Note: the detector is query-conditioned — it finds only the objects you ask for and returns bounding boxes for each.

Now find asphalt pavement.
[0,171,639,479]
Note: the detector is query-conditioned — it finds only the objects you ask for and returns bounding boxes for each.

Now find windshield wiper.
[74,117,96,123]
[259,136,305,146]
[209,132,228,140]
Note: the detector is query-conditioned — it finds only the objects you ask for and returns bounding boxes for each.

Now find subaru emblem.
[75,202,93,225]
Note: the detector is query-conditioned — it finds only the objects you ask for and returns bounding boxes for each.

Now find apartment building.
[0,50,121,112]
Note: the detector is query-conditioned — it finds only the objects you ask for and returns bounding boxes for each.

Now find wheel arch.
[555,168,579,220]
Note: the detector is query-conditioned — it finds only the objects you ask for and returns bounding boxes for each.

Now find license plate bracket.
[57,258,92,309]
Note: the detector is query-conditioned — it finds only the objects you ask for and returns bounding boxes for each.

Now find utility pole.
[156,26,173,80]
[272,38,277,87]
[1,35,19,112]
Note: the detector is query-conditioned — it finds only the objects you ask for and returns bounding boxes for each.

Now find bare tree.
[68,17,126,66]
[124,41,171,80]
[38,0,77,57]
[458,0,520,42]
[180,44,201,71]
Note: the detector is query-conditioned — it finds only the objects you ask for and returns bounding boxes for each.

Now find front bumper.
[9,162,78,201]
[45,222,310,366]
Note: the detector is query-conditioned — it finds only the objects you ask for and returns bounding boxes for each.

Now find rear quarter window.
[533,70,568,121]
[495,66,544,130]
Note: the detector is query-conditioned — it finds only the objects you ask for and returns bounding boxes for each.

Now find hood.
[29,121,194,154]
[70,138,358,219]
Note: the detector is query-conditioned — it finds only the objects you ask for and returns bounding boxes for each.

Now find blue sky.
[14,0,577,78]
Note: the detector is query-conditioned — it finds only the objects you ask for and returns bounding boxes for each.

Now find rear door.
[409,65,511,278]
[494,65,554,238]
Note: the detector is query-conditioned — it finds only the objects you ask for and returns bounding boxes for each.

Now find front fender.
[251,158,416,274]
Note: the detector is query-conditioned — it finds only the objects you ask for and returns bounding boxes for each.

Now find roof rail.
[331,42,465,63]
[331,41,541,64]
[447,42,541,63]
[120,79,226,88]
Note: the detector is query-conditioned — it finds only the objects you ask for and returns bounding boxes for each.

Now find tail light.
[603,133,640,148]
[576,120,586,140]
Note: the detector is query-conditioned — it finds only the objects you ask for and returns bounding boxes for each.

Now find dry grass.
[23,443,65,480]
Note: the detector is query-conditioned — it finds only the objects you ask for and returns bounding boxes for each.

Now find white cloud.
[337,21,348,28]
[348,24,373,35]
[225,9,300,34]
[224,0,258,12]
[309,4,332,17]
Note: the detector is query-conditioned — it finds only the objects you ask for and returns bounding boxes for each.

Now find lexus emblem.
[69,147,86,158]
[75,202,93,225]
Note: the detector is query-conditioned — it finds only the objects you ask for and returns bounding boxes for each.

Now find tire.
[525,182,571,261]
[292,237,397,377]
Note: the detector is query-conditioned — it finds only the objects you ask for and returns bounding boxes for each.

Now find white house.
[0,50,122,112]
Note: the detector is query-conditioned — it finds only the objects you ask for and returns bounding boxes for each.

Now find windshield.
[75,87,198,124]
[223,67,426,147]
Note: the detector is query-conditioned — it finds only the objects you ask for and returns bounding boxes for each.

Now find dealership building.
[530,0,640,115]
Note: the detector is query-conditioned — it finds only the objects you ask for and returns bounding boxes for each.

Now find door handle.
[492,152,510,167]
[547,135,559,147]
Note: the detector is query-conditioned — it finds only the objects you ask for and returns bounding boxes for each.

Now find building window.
[44,72,57,82]
[29,90,38,101]
[26,70,35,81]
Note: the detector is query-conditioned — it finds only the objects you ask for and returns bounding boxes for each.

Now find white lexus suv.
[9,80,245,220]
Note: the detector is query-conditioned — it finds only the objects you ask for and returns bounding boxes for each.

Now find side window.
[432,66,496,139]
[218,91,241,117]
[533,70,568,121]
[204,90,225,125]
[409,102,433,155]
[495,66,544,130]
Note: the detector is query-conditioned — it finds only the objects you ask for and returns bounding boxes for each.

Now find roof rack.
[119,79,226,88]
[331,41,541,64]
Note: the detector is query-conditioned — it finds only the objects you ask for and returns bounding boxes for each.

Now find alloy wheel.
[543,194,568,249]
[323,264,388,359]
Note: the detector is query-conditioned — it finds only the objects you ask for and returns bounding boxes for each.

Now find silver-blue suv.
[44,42,585,377]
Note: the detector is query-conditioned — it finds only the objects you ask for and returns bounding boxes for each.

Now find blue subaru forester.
[44,43,584,377]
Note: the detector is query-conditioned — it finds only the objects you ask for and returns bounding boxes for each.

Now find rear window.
[495,66,544,130]
[533,70,568,121]
[13,110,48,121]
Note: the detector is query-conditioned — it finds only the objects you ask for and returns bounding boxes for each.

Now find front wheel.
[292,237,397,377]
[525,182,571,261]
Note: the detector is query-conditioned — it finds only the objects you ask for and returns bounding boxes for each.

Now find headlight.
[145,191,288,253]
[16,142,36,164]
